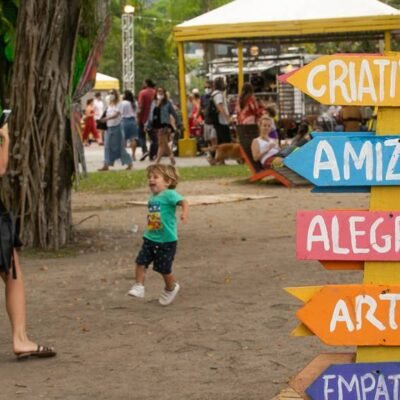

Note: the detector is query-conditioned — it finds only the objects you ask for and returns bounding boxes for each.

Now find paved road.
[82,143,212,172]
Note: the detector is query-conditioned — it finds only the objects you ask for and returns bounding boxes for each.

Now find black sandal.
[16,345,56,360]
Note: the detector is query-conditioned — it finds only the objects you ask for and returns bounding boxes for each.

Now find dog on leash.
[202,143,244,165]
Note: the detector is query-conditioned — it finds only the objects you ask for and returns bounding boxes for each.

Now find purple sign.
[306,362,400,400]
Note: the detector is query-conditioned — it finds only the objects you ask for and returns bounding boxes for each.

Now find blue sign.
[307,362,400,400]
[284,133,400,187]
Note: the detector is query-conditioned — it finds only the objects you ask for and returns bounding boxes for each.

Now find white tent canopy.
[174,0,400,42]
[173,0,400,153]
[94,72,120,91]
[178,0,400,27]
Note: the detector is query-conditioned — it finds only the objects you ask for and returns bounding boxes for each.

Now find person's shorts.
[135,238,177,275]
[203,124,217,141]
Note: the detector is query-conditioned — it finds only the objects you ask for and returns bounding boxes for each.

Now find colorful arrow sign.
[289,353,355,398]
[288,284,400,346]
[284,134,400,187]
[281,54,400,107]
[297,210,400,261]
[306,362,400,400]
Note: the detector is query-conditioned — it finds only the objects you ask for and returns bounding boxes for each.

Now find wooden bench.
[236,124,310,188]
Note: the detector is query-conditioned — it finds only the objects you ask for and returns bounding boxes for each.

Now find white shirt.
[212,90,229,125]
[93,98,104,120]
[255,137,279,165]
[120,100,136,119]
[106,104,122,127]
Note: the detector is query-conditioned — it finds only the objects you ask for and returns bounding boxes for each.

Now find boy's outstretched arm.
[179,200,189,223]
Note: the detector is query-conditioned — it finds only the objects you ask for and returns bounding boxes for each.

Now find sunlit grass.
[76,164,249,193]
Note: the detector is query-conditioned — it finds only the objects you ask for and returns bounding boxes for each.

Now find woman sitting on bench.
[251,115,283,169]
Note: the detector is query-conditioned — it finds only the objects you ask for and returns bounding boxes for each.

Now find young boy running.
[128,164,189,305]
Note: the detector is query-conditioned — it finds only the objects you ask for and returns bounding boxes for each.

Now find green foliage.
[0,1,18,106]
[77,165,249,193]
[72,1,104,94]
[99,0,231,96]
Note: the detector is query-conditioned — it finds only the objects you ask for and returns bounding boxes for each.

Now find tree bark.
[1,0,82,249]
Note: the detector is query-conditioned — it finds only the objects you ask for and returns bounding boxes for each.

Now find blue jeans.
[104,125,132,166]
[121,117,139,141]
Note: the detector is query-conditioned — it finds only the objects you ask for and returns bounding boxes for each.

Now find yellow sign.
[286,54,400,106]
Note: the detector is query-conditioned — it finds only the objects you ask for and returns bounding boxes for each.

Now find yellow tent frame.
[173,9,400,156]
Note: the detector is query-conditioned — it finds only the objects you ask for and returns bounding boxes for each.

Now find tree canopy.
[99,0,231,96]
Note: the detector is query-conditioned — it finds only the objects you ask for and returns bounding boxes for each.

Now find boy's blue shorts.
[136,238,177,275]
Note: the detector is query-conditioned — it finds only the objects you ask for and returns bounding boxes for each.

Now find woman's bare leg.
[130,140,137,161]
[1,251,38,354]
[155,132,169,164]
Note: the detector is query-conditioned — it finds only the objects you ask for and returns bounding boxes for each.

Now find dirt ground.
[0,178,370,399]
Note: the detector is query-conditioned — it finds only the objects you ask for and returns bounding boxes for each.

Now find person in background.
[128,164,189,306]
[212,77,232,145]
[236,83,263,125]
[120,90,139,161]
[264,104,279,139]
[0,124,56,360]
[251,115,283,169]
[337,106,363,132]
[93,92,105,144]
[137,79,156,160]
[82,98,102,146]
[316,106,337,132]
[98,89,133,171]
[201,81,218,161]
[189,88,202,136]
[146,87,181,165]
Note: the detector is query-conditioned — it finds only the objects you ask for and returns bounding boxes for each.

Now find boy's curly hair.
[146,164,180,189]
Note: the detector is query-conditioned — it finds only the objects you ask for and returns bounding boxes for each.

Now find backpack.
[204,92,220,125]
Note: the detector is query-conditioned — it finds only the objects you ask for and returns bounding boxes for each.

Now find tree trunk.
[1,0,82,249]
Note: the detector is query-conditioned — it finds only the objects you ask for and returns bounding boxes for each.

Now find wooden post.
[177,41,196,156]
[385,30,392,52]
[356,107,400,362]
[237,41,244,94]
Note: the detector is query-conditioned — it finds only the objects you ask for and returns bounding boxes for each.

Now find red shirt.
[236,96,262,124]
[138,87,156,125]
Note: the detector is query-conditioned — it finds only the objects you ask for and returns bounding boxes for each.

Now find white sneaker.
[128,283,145,298]
[159,283,180,306]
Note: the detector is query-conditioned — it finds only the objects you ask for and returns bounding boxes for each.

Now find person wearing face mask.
[212,77,233,145]
[146,87,181,165]
[98,89,133,171]
[200,81,217,160]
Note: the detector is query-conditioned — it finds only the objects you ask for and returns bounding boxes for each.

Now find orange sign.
[285,54,400,106]
[288,284,400,346]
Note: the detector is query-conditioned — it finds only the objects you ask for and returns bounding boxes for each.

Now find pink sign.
[297,210,400,261]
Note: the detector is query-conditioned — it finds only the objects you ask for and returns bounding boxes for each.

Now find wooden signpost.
[281,52,400,400]
[284,134,400,187]
[291,284,400,346]
[284,54,400,107]
[297,210,400,261]
[289,353,355,398]
[306,362,400,400]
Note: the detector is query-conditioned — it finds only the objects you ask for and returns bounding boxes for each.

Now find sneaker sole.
[128,291,145,298]
[159,284,180,306]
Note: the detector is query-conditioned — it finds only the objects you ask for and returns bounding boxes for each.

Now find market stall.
[173,0,400,156]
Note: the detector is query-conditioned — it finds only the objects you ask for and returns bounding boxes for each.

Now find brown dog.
[203,143,244,165]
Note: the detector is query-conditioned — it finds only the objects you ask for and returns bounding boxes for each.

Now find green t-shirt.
[143,189,184,243]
